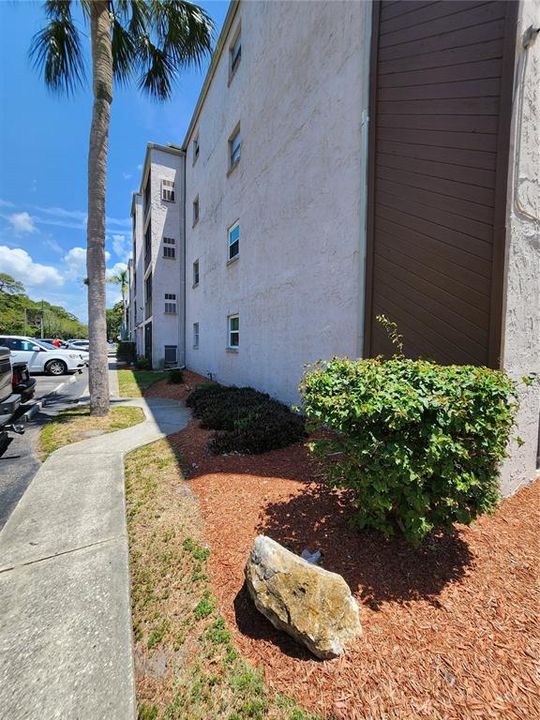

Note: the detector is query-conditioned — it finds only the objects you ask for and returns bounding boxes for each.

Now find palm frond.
[29,1,85,95]
[111,15,138,84]
[136,0,214,100]
[138,39,177,99]
[159,1,214,70]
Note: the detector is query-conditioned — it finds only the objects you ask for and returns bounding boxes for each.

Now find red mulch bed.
[144,369,208,402]
[148,383,540,720]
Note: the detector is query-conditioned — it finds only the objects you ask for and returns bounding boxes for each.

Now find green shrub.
[301,357,518,545]
[168,368,184,384]
[117,341,135,364]
[186,384,305,454]
[135,355,150,370]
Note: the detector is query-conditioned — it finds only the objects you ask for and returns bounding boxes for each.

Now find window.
[193,134,199,164]
[228,314,239,349]
[164,293,177,314]
[228,125,241,170]
[3,338,37,352]
[193,196,199,226]
[228,222,240,261]
[229,29,241,80]
[161,178,175,202]
[193,259,200,287]
[163,236,176,259]
[193,322,199,348]
[145,273,152,319]
[144,171,151,215]
[164,345,177,366]
[144,222,152,270]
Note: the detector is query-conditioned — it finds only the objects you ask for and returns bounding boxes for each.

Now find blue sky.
[0,0,228,323]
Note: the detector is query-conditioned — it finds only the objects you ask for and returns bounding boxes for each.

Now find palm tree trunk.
[87,1,112,415]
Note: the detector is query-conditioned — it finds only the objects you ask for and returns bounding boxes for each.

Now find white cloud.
[7,211,35,234]
[111,233,131,262]
[43,237,64,255]
[64,246,111,280]
[63,246,87,279]
[0,245,64,288]
[29,206,131,235]
[34,206,87,230]
[106,215,131,230]
[122,172,133,180]
[0,199,14,208]
[106,261,128,281]
[137,164,143,171]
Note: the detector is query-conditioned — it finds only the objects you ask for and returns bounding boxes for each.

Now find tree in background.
[106,300,123,341]
[31,0,213,415]
[0,274,88,338]
[107,266,128,339]
[0,273,25,295]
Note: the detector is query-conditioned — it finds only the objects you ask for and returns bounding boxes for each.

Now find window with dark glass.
[229,126,241,170]
[163,236,175,259]
[230,31,241,79]
[228,314,239,348]
[228,222,239,260]
[161,179,175,202]
[164,293,177,314]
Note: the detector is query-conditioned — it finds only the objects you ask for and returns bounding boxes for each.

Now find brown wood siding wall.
[365,0,518,366]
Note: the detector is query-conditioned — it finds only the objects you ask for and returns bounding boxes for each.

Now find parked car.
[0,336,86,376]
[0,346,23,456]
[39,338,69,349]
[40,340,90,366]
[67,339,90,351]
[12,361,36,403]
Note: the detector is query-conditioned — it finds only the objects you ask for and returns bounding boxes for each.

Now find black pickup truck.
[0,346,35,456]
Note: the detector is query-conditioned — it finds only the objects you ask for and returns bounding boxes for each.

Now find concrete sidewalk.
[0,389,190,719]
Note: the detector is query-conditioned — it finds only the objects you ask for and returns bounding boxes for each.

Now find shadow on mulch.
[256,481,474,611]
[233,581,316,661]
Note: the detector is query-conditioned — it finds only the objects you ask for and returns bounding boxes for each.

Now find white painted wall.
[144,147,185,368]
[130,193,144,356]
[500,0,540,495]
[185,0,371,403]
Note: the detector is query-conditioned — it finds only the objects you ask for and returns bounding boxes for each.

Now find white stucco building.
[129,144,185,368]
[127,0,539,493]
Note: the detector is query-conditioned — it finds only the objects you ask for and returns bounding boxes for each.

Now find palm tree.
[30,0,213,415]
[107,266,128,339]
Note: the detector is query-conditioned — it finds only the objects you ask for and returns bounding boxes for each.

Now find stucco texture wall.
[147,148,185,367]
[185,0,371,404]
[131,194,144,356]
[500,0,540,495]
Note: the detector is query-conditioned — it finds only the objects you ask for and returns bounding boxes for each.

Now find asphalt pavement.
[0,369,89,530]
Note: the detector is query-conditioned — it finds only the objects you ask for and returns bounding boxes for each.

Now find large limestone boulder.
[244,535,362,659]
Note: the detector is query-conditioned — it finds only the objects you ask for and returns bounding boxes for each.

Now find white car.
[67,339,90,351]
[0,336,86,376]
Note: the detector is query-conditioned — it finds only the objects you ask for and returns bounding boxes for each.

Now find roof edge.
[182,0,240,149]
[136,142,185,197]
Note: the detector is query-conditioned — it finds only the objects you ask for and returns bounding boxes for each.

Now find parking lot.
[0,367,89,530]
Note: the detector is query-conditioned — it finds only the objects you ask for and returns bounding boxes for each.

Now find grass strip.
[118,369,170,398]
[40,405,144,460]
[125,439,321,720]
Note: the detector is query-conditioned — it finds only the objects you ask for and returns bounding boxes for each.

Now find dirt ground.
[148,378,540,720]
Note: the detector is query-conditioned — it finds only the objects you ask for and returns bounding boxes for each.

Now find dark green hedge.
[301,357,518,545]
[186,384,305,454]
[116,341,135,363]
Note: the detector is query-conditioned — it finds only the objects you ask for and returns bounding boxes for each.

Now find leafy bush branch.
[301,356,518,545]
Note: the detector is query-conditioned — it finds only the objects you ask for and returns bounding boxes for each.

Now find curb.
[20,374,80,423]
